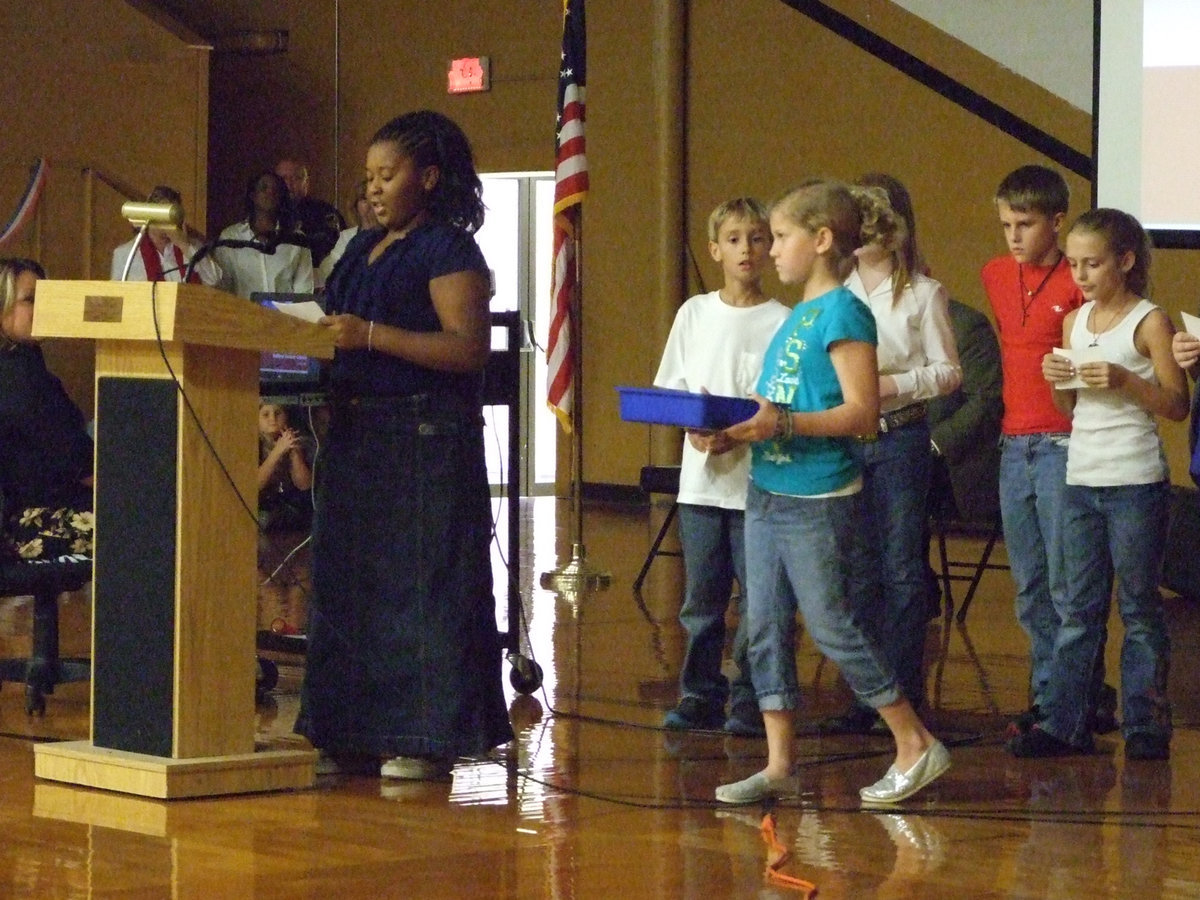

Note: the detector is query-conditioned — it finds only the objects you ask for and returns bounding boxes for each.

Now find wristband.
[773,403,793,441]
[367,320,375,352]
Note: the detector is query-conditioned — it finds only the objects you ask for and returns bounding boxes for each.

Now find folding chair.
[633,465,682,592]
[928,455,1007,623]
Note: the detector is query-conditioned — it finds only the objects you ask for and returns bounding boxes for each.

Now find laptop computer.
[251,292,327,398]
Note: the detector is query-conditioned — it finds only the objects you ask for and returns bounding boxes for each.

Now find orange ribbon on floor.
[760,813,818,897]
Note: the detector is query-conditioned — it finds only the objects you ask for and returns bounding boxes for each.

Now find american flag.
[547,0,588,431]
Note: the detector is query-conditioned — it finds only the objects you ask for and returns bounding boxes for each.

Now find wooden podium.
[29,281,334,798]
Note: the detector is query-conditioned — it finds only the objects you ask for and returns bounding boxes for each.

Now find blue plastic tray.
[617,386,758,429]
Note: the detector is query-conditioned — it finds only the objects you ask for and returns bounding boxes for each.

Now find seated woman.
[0,258,94,559]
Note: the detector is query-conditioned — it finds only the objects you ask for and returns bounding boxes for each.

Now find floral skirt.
[3,506,94,560]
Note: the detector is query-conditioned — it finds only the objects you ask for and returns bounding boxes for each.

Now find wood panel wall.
[1,0,210,416]
[10,0,1198,483]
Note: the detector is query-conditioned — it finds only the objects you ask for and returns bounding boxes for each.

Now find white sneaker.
[380,756,454,780]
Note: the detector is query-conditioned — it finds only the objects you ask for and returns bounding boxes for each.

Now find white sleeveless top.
[1066,298,1168,486]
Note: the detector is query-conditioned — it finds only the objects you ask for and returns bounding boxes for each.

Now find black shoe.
[1005,705,1043,739]
[817,705,885,736]
[662,697,725,731]
[1090,683,1119,734]
[1008,726,1091,758]
[724,702,766,738]
[1125,732,1170,761]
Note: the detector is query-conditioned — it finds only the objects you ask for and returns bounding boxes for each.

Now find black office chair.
[0,488,91,715]
[633,465,682,592]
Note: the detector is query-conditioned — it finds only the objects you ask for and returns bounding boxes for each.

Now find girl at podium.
[0,258,94,560]
[295,111,513,780]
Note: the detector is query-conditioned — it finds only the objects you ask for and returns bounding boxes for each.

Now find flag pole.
[540,0,608,598]
[541,212,610,595]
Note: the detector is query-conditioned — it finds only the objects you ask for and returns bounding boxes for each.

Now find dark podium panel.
[93,378,178,756]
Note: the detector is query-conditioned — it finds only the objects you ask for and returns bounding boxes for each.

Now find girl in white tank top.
[1013,209,1188,762]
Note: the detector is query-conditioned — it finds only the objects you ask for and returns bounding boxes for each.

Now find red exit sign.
[448,57,491,94]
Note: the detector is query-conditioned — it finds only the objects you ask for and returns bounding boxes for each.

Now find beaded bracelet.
[773,403,793,441]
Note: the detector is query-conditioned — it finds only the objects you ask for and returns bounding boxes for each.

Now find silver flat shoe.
[715,771,796,804]
[859,740,950,804]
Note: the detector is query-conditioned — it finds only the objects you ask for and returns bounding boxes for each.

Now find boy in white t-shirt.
[654,198,789,736]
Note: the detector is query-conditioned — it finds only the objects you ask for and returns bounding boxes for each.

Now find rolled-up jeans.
[744,483,900,713]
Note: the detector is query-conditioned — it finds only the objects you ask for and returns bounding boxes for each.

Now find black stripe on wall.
[779,0,1092,178]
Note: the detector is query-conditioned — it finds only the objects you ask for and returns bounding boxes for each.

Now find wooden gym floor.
[0,495,1199,898]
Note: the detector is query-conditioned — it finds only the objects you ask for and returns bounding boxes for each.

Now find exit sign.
[448,57,490,94]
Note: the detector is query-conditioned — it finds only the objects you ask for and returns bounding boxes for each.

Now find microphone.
[121,201,184,228]
[182,237,277,283]
[209,238,277,253]
[262,233,312,253]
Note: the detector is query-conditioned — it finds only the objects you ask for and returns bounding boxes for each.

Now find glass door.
[476,173,557,496]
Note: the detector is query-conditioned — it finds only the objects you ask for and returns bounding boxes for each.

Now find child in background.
[655,197,789,737]
[1018,209,1186,760]
[820,173,960,734]
[715,179,948,805]
[981,165,1116,737]
[258,402,314,533]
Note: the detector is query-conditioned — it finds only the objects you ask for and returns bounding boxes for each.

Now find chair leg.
[633,502,678,593]
[26,590,61,713]
[955,523,1002,624]
[935,519,956,620]
[19,588,89,715]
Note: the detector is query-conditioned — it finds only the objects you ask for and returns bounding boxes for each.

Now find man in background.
[276,157,346,268]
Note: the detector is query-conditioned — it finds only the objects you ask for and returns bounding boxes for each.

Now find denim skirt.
[295,394,514,759]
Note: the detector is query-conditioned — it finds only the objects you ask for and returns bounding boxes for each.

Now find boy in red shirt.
[982,165,1114,737]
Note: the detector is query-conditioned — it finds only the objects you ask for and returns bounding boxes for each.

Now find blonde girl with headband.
[715,179,949,805]
[820,174,960,734]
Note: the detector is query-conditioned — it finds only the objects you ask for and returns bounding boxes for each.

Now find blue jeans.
[849,422,932,707]
[675,503,752,710]
[744,484,900,712]
[999,433,1072,706]
[1042,481,1172,747]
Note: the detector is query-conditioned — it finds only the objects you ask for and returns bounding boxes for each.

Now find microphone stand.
[118,224,152,282]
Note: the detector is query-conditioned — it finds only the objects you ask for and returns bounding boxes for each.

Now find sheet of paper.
[267,300,325,323]
[1182,311,1200,337]
[1053,345,1108,390]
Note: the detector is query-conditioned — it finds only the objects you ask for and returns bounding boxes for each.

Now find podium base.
[34,740,316,799]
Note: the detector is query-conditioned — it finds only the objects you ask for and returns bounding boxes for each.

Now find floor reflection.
[2,496,1200,897]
